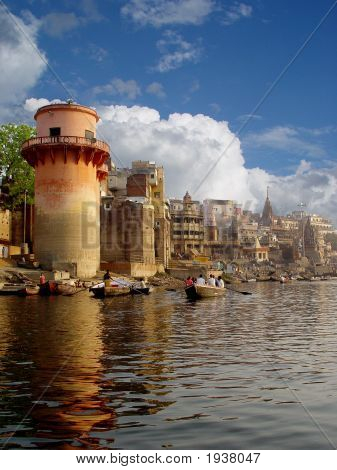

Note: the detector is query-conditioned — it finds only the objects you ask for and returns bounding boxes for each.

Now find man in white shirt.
[217,276,225,288]
[208,274,216,287]
[196,274,206,285]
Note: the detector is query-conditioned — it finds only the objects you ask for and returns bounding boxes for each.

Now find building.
[242,237,269,262]
[21,102,110,277]
[170,192,204,256]
[260,188,273,227]
[101,197,156,277]
[131,161,171,267]
[101,160,170,276]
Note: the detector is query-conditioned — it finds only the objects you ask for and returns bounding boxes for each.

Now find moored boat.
[19,285,40,296]
[185,284,226,300]
[56,283,85,296]
[0,282,27,295]
[39,280,59,296]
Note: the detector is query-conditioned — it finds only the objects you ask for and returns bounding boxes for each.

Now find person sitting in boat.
[196,274,206,285]
[217,276,225,288]
[208,274,216,287]
[140,278,147,288]
[103,270,112,287]
[39,272,46,285]
[185,276,193,287]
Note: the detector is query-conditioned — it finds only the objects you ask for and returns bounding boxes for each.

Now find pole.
[23,190,27,245]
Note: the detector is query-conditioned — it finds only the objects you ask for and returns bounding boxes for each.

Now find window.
[154,192,160,198]
[49,127,60,136]
[85,130,94,140]
[150,174,155,179]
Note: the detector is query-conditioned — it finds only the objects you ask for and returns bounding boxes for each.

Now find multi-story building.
[170,192,204,255]
[101,160,170,275]
[130,161,171,267]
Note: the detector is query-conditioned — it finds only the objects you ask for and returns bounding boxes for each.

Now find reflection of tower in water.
[31,298,117,449]
[1,297,116,449]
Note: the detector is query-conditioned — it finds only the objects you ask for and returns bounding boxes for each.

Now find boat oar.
[224,285,252,295]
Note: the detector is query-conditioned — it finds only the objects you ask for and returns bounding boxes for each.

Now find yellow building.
[170,191,204,256]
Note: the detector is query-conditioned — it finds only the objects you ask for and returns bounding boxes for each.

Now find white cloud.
[223,2,253,26]
[245,126,326,158]
[93,78,141,100]
[24,97,63,113]
[154,30,202,72]
[95,104,337,224]
[121,0,215,27]
[146,82,166,98]
[0,7,47,120]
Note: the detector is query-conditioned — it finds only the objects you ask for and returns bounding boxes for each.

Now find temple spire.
[260,186,273,226]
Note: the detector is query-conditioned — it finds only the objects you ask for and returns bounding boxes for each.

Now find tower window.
[49,127,61,136]
[85,130,94,139]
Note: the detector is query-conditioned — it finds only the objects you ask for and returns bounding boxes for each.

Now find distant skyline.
[1,1,337,221]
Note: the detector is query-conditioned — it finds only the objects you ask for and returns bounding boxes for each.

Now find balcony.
[21,135,110,153]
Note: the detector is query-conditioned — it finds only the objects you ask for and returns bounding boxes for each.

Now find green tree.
[0,123,36,210]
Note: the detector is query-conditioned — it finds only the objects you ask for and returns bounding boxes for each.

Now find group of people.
[185,273,225,288]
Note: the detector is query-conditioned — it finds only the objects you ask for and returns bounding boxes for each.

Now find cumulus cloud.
[121,0,215,27]
[223,2,253,26]
[95,104,337,223]
[154,30,202,72]
[0,7,47,120]
[24,97,63,113]
[93,78,141,100]
[245,126,326,158]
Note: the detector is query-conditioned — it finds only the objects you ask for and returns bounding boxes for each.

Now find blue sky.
[1,0,337,218]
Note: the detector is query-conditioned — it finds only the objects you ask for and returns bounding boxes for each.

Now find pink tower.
[21,103,110,278]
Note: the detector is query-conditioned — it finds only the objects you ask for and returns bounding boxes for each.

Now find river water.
[1,281,337,450]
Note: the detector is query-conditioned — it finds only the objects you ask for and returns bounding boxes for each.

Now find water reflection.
[0,296,115,449]
[1,282,337,449]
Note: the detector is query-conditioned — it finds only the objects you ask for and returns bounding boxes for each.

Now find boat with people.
[89,282,130,298]
[185,284,226,300]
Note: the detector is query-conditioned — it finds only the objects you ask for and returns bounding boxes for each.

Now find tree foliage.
[0,123,36,210]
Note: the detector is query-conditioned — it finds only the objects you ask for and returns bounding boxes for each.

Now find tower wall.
[35,104,98,138]
[21,104,109,278]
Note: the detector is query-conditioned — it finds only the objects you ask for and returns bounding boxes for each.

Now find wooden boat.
[130,286,153,295]
[0,282,39,296]
[18,285,40,296]
[89,282,130,298]
[56,283,85,296]
[0,282,26,295]
[185,284,226,300]
[39,280,59,296]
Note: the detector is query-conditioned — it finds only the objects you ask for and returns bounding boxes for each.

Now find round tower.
[21,103,110,278]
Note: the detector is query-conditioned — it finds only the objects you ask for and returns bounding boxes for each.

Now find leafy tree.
[0,123,36,210]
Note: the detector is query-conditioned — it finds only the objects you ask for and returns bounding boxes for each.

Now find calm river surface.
[1,281,337,450]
